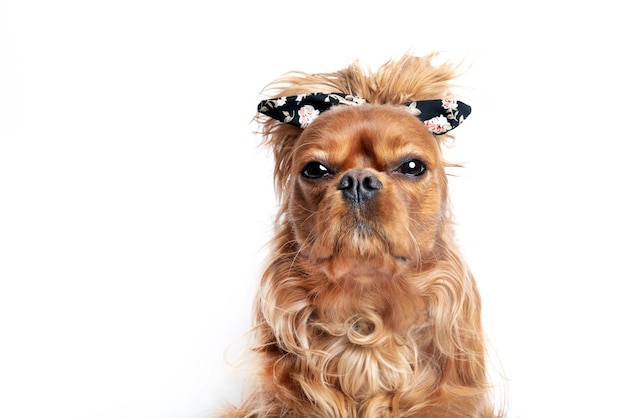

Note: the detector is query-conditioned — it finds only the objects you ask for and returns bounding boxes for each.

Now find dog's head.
[256,54,470,283]
[287,104,447,282]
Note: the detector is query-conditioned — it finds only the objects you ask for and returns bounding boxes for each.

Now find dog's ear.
[256,118,302,200]
[254,68,346,199]
[255,71,352,200]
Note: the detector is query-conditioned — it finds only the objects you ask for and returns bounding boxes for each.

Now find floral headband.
[257,92,471,134]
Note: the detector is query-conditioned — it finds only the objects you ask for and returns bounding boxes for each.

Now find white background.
[1,1,625,417]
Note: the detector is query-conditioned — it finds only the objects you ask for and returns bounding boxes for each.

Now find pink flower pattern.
[298,105,320,128]
[442,98,458,111]
[424,115,452,134]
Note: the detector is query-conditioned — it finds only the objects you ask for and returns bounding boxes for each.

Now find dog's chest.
[306,318,427,399]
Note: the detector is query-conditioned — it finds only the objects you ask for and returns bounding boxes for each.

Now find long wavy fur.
[217,53,503,418]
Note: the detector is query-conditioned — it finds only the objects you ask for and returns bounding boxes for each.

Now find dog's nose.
[338,170,383,203]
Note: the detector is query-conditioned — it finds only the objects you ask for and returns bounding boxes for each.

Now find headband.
[257,92,471,134]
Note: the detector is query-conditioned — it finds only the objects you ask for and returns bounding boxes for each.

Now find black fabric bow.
[257,92,471,134]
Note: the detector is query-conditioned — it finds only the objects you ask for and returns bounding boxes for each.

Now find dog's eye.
[301,161,332,179]
[398,159,427,176]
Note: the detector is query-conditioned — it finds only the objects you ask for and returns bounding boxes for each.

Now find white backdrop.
[1,1,625,417]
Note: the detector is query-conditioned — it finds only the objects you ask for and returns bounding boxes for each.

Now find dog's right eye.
[301,162,332,179]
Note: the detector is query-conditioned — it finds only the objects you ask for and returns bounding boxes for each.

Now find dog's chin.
[304,222,414,282]
[317,253,410,283]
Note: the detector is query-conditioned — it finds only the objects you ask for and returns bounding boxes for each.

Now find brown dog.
[218,53,502,418]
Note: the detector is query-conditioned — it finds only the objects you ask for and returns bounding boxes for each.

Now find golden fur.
[218,53,502,417]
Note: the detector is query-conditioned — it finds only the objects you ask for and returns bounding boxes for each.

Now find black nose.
[338,170,383,203]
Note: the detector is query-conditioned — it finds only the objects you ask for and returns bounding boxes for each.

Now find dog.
[218,53,502,418]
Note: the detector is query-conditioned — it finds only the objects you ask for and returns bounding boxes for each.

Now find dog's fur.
[219,53,501,417]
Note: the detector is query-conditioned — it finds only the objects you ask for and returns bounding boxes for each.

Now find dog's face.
[286,104,448,282]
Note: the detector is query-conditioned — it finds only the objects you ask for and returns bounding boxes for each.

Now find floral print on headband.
[257,93,471,134]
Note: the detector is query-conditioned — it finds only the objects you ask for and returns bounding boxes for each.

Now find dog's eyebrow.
[296,149,331,166]
[384,145,432,162]
[299,148,327,159]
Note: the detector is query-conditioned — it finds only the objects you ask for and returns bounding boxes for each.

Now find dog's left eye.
[301,161,332,179]
[398,159,427,176]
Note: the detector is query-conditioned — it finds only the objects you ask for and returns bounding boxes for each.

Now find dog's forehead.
[295,105,439,166]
